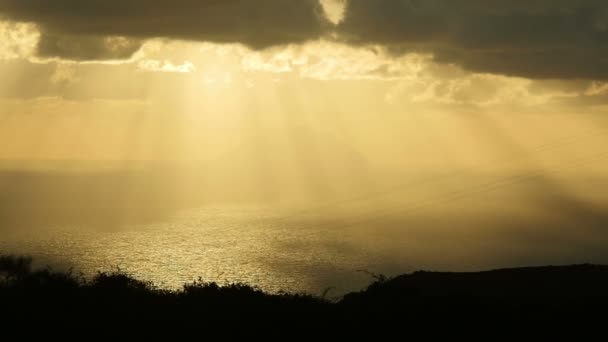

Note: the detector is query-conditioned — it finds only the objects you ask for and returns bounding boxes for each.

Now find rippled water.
[1,206,395,296]
[3,188,608,297]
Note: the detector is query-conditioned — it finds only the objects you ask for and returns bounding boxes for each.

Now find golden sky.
[0,1,607,223]
[0,0,607,161]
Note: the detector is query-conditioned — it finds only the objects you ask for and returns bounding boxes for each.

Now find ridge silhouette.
[3,255,608,323]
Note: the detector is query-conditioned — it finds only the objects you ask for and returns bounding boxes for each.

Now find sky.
[0,0,608,231]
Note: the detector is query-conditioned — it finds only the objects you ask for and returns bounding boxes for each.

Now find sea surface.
[3,191,608,297]
[1,205,394,296]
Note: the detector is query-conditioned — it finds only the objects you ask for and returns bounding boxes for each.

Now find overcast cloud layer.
[339,0,608,80]
[1,0,608,79]
[0,0,327,60]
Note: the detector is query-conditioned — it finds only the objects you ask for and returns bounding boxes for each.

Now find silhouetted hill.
[343,264,608,297]
[2,255,608,324]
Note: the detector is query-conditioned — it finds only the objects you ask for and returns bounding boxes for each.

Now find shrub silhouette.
[3,254,608,323]
[0,255,33,283]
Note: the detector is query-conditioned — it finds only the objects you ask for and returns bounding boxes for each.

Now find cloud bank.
[338,0,608,80]
[0,0,327,60]
[1,1,608,80]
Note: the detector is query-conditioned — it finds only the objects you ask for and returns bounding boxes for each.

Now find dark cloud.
[37,33,142,61]
[3,0,608,80]
[0,0,327,60]
[338,0,608,80]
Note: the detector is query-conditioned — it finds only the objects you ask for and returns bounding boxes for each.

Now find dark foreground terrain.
[2,255,608,324]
